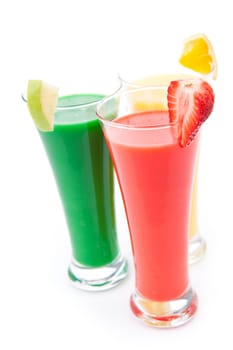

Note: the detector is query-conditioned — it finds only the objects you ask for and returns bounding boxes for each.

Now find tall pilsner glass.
[97,85,199,327]
[23,87,127,291]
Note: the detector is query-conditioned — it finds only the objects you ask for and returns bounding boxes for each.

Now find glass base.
[130,287,198,328]
[68,254,128,291]
[189,234,206,265]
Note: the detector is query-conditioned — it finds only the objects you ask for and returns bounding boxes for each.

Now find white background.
[1,0,233,349]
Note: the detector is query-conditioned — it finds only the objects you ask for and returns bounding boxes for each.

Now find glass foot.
[68,254,128,291]
[130,287,198,328]
[189,234,206,264]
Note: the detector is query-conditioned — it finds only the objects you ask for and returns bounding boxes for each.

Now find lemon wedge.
[27,80,58,131]
[179,33,218,80]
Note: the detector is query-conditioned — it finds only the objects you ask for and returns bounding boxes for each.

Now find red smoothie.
[105,110,199,301]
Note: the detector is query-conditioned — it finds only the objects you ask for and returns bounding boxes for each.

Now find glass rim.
[117,72,173,88]
[96,84,177,131]
[21,92,106,111]
[118,71,214,89]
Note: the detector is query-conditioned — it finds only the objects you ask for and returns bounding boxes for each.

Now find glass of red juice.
[23,89,128,291]
[96,85,199,327]
[118,71,207,265]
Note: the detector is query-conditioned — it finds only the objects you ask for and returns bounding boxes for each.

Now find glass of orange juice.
[119,72,206,264]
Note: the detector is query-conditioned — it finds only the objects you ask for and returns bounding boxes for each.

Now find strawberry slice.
[167,78,214,147]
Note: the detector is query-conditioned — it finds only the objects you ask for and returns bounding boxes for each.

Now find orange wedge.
[179,33,218,80]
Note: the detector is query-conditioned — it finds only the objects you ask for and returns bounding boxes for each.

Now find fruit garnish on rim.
[179,33,218,80]
[167,78,215,147]
[27,80,59,131]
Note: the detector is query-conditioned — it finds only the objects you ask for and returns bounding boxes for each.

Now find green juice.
[39,94,119,267]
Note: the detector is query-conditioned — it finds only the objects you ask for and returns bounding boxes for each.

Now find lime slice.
[27,80,58,131]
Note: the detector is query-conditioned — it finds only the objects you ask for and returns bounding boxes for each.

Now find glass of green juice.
[23,85,128,291]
